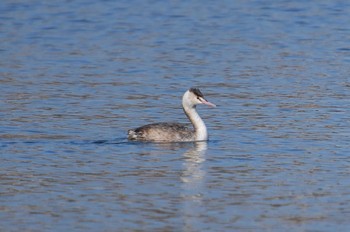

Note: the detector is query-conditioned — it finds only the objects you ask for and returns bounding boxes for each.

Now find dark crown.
[189,88,204,98]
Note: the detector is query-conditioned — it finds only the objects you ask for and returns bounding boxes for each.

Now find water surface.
[1,0,350,231]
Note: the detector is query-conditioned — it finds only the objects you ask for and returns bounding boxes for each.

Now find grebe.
[127,88,216,142]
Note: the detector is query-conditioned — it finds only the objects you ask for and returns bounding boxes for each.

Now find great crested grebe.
[127,88,216,142]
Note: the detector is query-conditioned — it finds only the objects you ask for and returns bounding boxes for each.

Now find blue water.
[1,0,350,231]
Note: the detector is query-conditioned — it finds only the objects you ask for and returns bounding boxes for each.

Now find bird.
[127,88,216,142]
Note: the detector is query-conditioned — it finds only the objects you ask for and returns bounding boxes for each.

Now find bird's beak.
[200,97,216,107]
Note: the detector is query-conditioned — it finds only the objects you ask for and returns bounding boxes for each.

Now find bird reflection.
[181,142,208,231]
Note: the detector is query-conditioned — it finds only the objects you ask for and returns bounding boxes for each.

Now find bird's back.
[128,122,195,142]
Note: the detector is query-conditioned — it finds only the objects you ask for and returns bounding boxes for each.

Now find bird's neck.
[183,105,208,141]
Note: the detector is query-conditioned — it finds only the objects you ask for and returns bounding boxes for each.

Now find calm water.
[1,0,350,231]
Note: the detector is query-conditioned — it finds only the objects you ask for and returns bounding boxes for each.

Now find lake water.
[1,0,350,231]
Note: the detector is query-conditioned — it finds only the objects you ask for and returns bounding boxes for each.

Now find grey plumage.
[128,123,194,141]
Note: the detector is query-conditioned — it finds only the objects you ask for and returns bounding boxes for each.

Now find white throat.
[182,92,208,141]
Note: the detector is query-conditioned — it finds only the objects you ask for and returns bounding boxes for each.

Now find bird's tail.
[127,130,138,140]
